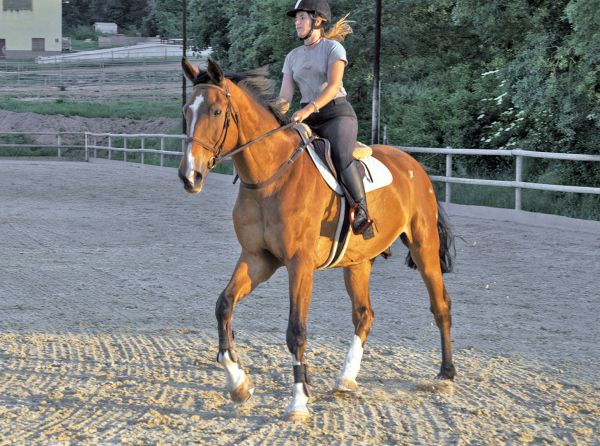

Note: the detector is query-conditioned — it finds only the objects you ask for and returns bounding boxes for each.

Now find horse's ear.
[182,58,200,82]
[207,58,224,85]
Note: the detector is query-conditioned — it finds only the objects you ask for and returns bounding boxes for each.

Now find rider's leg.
[305,100,372,234]
[320,117,373,235]
[339,160,373,235]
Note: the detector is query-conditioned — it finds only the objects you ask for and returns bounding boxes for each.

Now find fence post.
[160,138,164,167]
[445,151,453,204]
[141,137,145,165]
[57,134,61,158]
[93,135,97,159]
[124,137,128,162]
[515,154,523,211]
[84,132,89,162]
[108,135,112,160]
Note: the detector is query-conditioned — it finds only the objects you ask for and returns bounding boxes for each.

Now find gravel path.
[0,159,598,445]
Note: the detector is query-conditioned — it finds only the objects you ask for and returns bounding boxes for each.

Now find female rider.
[277,0,373,235]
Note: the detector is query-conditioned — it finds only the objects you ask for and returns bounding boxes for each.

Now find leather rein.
[186,83,300,176]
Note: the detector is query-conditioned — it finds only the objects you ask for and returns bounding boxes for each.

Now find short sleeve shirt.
[282,38,348,104]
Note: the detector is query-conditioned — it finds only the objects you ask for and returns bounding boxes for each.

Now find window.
[32,38,45,52]
[3,0,33,11]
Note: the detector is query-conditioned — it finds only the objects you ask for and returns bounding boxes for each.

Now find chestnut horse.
[179,59,456,421]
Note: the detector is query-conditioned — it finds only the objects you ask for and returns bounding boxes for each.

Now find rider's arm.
[312,59,345,112]
[278,73,295,104]
[275,74,296,115]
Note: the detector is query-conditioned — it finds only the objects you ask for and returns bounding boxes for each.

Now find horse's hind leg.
[409,238,456,380]
[216,251,280,403]
[334,260,375,392]
[284,256,315,421]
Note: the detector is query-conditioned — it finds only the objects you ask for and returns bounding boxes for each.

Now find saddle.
[293,123,394,269]
[293,123,393,196]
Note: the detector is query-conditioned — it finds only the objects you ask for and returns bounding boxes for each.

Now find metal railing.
[398,146,600,210]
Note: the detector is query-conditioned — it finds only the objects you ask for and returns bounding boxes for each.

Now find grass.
[70,39,99,51]
[0,97,182,120]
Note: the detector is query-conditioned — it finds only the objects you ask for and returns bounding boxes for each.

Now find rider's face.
[294,11,313,39]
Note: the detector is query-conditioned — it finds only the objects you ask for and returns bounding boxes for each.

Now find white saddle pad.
[306,145,393,195]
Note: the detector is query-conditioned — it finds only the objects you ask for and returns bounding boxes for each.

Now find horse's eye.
[214,110,222,117]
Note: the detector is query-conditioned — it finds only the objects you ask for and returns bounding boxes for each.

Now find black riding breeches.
[302,97,358,172]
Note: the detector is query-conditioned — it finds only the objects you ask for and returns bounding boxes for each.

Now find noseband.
[186,82,239,170]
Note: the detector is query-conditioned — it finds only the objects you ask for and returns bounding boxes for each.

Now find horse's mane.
[193,67,289,125]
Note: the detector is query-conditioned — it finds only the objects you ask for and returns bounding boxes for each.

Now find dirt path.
[0,160,598,445]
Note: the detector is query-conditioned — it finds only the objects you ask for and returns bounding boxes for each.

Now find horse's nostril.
[194,171,203,183]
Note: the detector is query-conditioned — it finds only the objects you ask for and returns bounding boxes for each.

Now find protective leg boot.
[340,162,373,235]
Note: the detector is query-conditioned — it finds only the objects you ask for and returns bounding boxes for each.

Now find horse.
[178,58,456,421]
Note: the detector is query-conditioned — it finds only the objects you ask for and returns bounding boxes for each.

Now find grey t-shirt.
[282,38,348,104]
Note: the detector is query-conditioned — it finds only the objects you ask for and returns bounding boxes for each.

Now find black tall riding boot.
[340,162,373,235]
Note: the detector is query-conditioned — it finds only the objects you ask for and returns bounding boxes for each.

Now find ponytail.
[323,13,353,42]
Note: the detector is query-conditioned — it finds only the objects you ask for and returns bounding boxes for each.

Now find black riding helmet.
[287,0,332,23]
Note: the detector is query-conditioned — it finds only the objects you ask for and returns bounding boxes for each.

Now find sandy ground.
[0,110,179,146]
[0,159,598,445]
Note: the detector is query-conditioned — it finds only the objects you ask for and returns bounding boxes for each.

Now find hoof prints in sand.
[0,332,597,445]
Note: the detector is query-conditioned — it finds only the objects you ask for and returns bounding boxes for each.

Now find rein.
[186,82,296,170]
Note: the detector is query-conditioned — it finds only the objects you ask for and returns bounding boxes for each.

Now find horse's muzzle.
[179,169,204,194]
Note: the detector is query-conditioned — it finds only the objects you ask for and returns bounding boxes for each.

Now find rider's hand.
[292,104,316,123]
[274,97,290,115]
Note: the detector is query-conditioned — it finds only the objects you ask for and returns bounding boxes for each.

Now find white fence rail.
[398,146,600,210]
[1,131,599,211]
[0,131,85,157]
[84,132,186,167]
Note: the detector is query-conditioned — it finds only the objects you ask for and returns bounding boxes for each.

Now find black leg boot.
[340,162,373,236]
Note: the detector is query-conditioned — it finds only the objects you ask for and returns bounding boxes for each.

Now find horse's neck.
[232,98,300,186]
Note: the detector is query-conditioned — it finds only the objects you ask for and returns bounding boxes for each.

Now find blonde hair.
[323,13,353,42]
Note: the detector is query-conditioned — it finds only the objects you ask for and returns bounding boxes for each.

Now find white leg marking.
[335,335,364,391]
[285,356,309,419]
[217,351,252,394]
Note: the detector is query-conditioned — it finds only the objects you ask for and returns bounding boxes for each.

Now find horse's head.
[179,58,239,194]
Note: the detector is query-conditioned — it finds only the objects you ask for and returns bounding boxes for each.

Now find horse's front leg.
[284,256,315,421]
[216,251,280,403]
[334,260,375,392]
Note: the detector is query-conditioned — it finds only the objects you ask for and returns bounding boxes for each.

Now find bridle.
[185,82,239,170]
[186,81,296,170]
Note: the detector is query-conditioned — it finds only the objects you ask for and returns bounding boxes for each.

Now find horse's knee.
[430,303,451,328]
[286,323,307,355]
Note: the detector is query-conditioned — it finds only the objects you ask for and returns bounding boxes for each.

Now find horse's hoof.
[286,409,310,423]
[229,375,254,403]
[334,377,359,392]
[436,363,456,381]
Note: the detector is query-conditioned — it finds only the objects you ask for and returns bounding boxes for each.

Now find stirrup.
[350,203,373,235]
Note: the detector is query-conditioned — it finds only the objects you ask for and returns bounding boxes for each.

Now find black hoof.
[436,363,456,380]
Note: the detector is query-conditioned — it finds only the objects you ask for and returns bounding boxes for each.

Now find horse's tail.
[405,204,455,274]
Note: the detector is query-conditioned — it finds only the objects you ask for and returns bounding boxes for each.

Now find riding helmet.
[287,0,332,23]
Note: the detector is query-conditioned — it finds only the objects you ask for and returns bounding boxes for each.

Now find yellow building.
[0,0,62,59]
